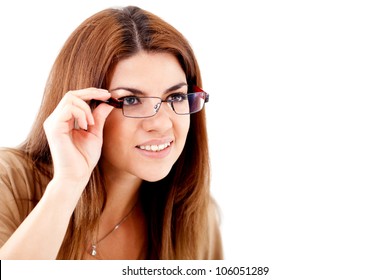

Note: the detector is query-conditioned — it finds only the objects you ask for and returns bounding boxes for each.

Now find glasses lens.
[172,92,207,115]
[119,90,208,118]
[122,97,161,118]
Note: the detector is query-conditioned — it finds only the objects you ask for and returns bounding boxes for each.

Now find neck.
[86,161,147,259]
[104,180,142,224]
[100,161,143,223]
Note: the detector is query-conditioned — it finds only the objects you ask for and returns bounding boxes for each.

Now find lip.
[135,139,174,159]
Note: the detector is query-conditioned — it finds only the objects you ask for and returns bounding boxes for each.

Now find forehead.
[109,51,186,93]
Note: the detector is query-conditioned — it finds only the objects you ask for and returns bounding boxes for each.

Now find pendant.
[91,245,97,256]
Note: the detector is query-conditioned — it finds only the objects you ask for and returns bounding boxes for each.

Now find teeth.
[139,142,171,152]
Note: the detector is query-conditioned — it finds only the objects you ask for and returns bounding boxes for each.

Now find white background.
[1,0,390,279]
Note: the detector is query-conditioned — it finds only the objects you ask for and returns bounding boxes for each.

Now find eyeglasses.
[99,85,209,118]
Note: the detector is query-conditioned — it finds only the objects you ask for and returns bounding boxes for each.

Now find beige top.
[0,148,223,259]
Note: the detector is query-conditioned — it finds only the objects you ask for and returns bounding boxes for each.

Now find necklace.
[90,201,138,257]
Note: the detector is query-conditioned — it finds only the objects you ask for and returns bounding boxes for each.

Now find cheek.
[102,111,137,152]
[102,111,121,145]
[175,116,190,144]
[100,112,191,181]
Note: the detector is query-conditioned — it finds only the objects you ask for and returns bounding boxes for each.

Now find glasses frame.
[99,85,209,118]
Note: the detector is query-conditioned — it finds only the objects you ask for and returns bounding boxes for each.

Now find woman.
[0,5,222,260]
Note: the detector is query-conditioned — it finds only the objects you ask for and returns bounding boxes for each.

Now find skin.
[94,51,190,258]
[0,51,190,259]
[102,51,190,185]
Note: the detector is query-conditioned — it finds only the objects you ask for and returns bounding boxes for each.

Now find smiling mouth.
[137,141,172,152]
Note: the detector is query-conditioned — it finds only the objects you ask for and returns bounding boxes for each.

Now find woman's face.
[101,51,190,182]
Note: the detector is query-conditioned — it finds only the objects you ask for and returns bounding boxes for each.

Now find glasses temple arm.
[93,98,123,108]
[204,93,209,103]
[192,85,209,103]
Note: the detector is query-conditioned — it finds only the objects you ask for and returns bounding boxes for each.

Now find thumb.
[89,103,114,138]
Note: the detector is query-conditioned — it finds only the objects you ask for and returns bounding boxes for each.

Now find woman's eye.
[168,93,187,102]
[123,96,141,105]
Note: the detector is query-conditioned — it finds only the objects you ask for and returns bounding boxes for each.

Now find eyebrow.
[110,82,188,95]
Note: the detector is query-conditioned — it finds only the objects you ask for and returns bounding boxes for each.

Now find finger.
[57,90,108,126]
[56,88,110,112]
[64,104,89,130]
[88,103,114,137]
[44,103,89,135]
[67,88,110,101]
[69,97,95,126]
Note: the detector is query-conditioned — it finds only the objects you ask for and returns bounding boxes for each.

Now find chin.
[141,168,172,183]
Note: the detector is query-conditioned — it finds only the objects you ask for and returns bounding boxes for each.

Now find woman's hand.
[0,88,113,260]
[43,88,113,188]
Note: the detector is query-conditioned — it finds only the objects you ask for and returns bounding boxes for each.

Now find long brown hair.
[20,6,210,259]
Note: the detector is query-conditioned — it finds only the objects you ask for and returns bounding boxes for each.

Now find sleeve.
[0,162,23,246]
[0,149,39,247]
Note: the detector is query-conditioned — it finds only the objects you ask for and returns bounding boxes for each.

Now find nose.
[141,102,173,133]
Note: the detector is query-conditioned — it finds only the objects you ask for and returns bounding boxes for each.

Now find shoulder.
[0,148,48,246]
[0,148,30,183]
[0,148,39,185]
[204,198,224,259]
[0,147,30,170]
[0,147,48,206]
